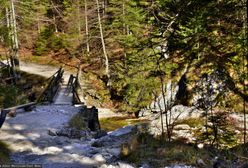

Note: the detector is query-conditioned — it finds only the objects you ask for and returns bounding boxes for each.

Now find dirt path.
[19,61,71,82]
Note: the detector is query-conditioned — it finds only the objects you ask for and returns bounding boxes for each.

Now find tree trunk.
[9,0,19,70]
[102,0,108,14]
[242,0,247,144]
[85,0,90,53]
[10,0,19,66]
[160,77,171,141]
[122,0,126,34]
[6,0,20,82]
[96,0,110,84]
[76,0,81,44]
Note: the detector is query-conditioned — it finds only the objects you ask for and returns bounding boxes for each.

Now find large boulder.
[149,105,203,136]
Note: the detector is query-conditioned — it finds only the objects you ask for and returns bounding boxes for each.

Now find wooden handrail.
[37,67,64,103]
[3,102,36,112]
[67,74,82,104]
[0,102,36,128]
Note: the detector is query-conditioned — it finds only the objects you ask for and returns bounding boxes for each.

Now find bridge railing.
[67,74,82,104]
[0,67,64,129]
[37,67,64,103]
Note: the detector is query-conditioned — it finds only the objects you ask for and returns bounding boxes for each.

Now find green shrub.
[0,141,10,164]
[0,85,19,108]
[49,35,67,51]
[175,118,204,128]
[34,27,54,55]
[34,27,68,55]
[35,39,48,55]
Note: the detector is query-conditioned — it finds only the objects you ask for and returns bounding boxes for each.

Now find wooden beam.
[3,102,36,112]
[0,102,36,128]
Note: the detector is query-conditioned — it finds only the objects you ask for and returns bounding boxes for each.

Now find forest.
[0,0,247,167]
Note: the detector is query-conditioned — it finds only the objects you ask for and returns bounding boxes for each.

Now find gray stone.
[93,130,108,139]
[117,162,135,168]
[173,130,193,142]
[174,124,191,130]
[56,127,91,139]
[150,80,178,111]
[196,159,206,167]
[109,126,134,137]
[106,148,121,157]
[92,135,116,147]
[140,163,150,168]
[197,143,204,149]
[100,164,116,168]
[93,154,106,163]
[164,165,195,168]
[48,129,57,136]
[149,105,204,136]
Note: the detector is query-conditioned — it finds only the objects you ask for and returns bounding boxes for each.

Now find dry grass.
[100,116,148,132]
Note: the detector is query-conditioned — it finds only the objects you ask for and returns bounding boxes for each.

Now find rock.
[99,162,135,168]
[92,130,108,139]
[107,156,119,164]
[48,129,57,136]
[117,162,135,168]
[82,131,94,141]
[56,127,92,139]
[101,152,118,163]
[164,165,194,168]
[174,124,191,130]
[54,137,68,145]
[91,134,127,148]
[138,109,153,118]
[100,164,114,168]
[173,130,193,143]
[70,129,83,139]
[92,135,114,147]
[196,159,206,167]
[241,163,248,168]
[44,146,63,154]
[56,127,73,137]
[106,148,121,157]
[93,154,106,163]
[213,157,226,168]
[140,163,150,168]
[149,105,203,136]
[197,143,204,149]
[230,113,248,129]
[109,126,135,137]
[234,130,241,134]
[150,80,178,111]
[8,110,17,117]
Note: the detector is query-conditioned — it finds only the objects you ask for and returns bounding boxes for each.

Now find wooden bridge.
[0,67,83,128]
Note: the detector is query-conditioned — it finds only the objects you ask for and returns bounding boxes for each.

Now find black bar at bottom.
[0,164,42,168]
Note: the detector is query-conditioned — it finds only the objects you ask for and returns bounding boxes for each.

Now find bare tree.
[5,0,20,82]
[242,0,247,144]
[96,0,110,84]
[85,0,90,53]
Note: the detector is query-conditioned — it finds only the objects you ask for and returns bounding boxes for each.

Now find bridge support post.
[88,106,101,131]
[0,110,8,128]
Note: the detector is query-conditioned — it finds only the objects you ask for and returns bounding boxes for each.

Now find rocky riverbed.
[0,104,140,168]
